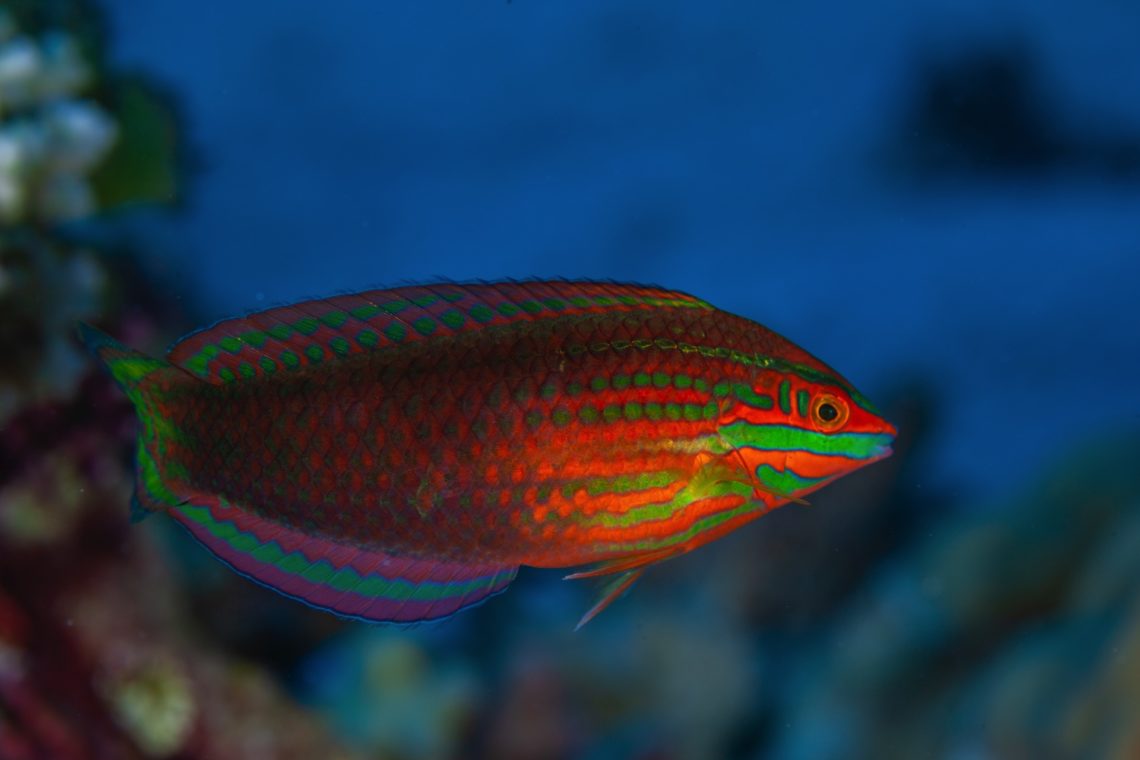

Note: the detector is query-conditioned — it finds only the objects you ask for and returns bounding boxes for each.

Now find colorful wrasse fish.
[80,280,895,628]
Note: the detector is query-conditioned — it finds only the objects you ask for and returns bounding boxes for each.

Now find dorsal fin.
[167,281,714,385]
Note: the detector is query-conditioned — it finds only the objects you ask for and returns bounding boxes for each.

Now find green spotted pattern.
[182,288,712,385]
[553,471,679,504]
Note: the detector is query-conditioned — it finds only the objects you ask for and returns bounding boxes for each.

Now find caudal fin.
[77,322,174,400]
[78,322,198,519]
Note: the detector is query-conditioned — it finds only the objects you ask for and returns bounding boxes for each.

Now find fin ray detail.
[575,569,645,631]
[167,494,517,623]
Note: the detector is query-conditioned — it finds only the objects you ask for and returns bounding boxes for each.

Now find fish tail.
[78,322,197,521]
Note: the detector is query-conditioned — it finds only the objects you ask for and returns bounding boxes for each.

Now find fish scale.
[80,280,895,626]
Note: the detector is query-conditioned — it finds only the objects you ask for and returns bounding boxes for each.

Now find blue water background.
[100,0,1140,500]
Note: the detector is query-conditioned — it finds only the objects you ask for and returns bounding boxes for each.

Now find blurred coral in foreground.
[767,429,1140,760]
[0,7,116,224]
[0,378,357,760]
[0,4,356,758]
[3,2,1139,758]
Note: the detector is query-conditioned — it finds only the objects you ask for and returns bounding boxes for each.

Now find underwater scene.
[2,1,1139,758]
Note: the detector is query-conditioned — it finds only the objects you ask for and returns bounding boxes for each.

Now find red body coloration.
[85,281,896,625]
[170,282,882,563]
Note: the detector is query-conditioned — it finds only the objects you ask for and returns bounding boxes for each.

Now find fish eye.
[810,393,848,431]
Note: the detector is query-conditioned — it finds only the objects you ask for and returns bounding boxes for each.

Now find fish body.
[81,280,895,625]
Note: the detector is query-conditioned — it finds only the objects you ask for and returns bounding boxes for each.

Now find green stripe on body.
[585,455,743,531]
[179,504,498,601]
[594,481,759,551]
[565,470,681,500]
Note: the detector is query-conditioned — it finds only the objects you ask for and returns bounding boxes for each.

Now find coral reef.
[0,374,361,759]
[0,232,108,426]
[0,4,117,424]
[0,6,356,758]
[3,3,1139,758]
[0,8,117,224]
[300,631,482,760]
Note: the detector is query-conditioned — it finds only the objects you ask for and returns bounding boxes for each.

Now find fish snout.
[869,424,897,461]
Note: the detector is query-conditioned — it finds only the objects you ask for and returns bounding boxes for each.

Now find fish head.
[716,366,896,502]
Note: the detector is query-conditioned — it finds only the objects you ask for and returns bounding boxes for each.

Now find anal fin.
[166,493,517,623]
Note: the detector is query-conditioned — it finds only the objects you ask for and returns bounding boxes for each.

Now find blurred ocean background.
[1,1,1138,758]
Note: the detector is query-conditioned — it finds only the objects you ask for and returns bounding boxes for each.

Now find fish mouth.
[871,420,898,461]
[866,427,896,462]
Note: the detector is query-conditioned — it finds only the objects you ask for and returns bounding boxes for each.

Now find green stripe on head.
[719,422,893,460]
[753,463,827,492]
